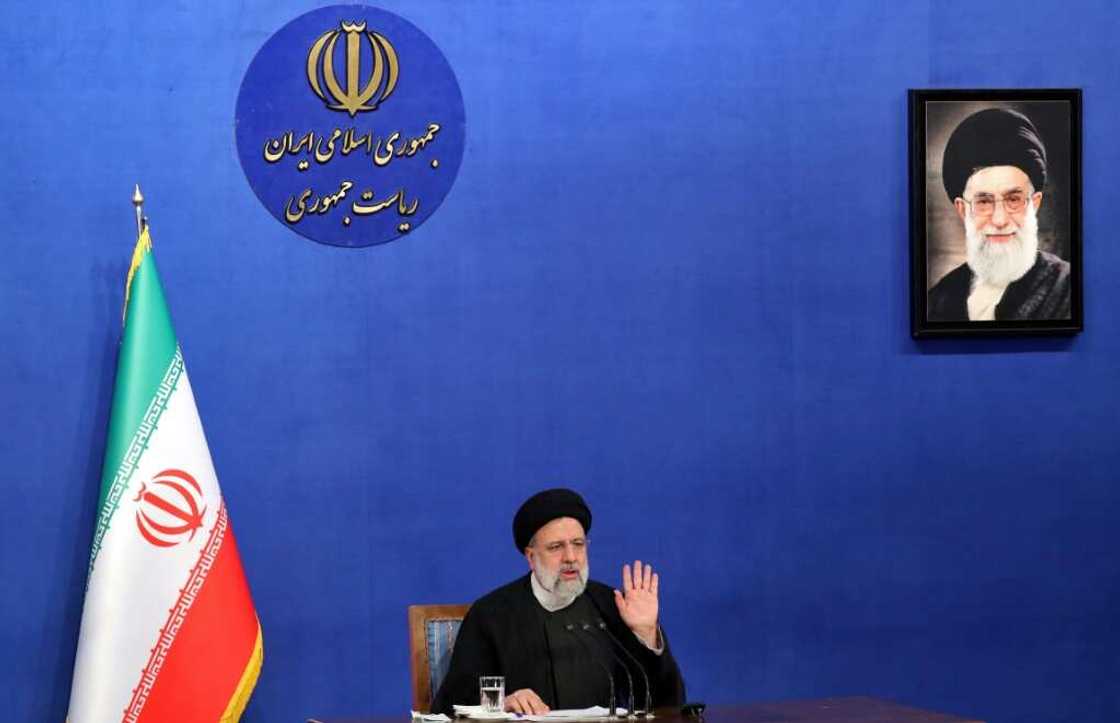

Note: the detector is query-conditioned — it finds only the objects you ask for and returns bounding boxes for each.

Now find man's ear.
[954,197,967,222]
[1032,191,1043,211]
[525,548,536,571]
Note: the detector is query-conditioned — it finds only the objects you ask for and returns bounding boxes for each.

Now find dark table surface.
[309,698,984,723]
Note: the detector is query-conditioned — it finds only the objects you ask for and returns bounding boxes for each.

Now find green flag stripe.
[97,247,178,514]
[87,347,183,577]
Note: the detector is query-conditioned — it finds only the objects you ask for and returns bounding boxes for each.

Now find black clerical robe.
[431,574,686,715]
[927,250,1071,322]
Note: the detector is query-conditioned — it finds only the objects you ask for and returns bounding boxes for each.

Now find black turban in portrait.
[941,108,1048,201]
[513,488,592,551]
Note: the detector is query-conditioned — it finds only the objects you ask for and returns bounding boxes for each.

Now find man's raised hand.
[613,559,659,646]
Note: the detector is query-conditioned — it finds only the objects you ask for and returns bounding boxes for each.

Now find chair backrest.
[408,603,470,712]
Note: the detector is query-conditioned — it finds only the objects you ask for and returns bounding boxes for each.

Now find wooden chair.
[408,604,470,712]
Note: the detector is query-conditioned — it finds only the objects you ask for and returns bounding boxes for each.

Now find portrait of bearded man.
[925,106,1073,323]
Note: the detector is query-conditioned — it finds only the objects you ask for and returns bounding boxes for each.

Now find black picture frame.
[908,88,1083,338]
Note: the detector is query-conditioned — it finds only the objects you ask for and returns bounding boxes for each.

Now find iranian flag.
[67,228,263,722]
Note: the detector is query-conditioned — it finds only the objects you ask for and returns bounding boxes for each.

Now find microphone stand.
[565,623,619,718]
[581,622,635,717]
[594,620,654,717]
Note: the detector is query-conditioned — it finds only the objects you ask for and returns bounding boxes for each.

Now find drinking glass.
[479,675,505,713]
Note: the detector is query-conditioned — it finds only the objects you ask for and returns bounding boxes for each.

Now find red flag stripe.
[125,505,260,722]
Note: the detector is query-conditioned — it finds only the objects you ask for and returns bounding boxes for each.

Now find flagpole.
[132,184,147,237]
[72,185,264,720]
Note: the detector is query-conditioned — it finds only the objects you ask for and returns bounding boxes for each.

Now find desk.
[310,699,984,723]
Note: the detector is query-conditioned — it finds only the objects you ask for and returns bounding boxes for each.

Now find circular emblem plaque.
[236,5,465,247]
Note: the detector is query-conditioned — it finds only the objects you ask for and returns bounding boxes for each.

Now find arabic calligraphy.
[264,123,441,168]
[284,181,419,226]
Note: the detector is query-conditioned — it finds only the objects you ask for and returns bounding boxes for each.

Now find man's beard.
[533,561,589,608]
[965,201,1039,286]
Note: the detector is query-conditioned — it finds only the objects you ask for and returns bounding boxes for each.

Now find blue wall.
[2,2,1118,722]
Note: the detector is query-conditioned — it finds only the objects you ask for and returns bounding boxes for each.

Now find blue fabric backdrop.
[2,2,1117,722]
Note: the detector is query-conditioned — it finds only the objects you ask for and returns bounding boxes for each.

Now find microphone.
[593,619,654,717]
[579,622,635,717]
[565,623,619,717]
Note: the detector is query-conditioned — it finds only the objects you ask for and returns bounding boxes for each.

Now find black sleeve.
[431,605,498,715]
[927,265,971,322]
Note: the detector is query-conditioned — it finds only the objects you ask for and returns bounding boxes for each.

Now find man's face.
[525,516,589,599]
[954,165,1043,285]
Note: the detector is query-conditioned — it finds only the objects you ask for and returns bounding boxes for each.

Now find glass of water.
[479,675,505,713]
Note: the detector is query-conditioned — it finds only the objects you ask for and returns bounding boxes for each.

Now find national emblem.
[133,468,207,548]
[306,20,399,116]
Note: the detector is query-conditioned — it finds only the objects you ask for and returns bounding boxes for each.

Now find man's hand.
[613,559,659,647]
[505,688,550,715]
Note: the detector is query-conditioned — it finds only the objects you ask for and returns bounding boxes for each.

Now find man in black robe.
[431,488,686,715]
[927,107,1071,322]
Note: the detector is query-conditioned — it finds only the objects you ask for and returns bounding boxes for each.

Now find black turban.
[513,488,592,551]
[941,108,1047,201]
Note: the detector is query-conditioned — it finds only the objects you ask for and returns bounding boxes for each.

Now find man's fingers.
[506,689,549,715]
[622,561,663,595]
[623,560,664,593]
[525,690,548,715]
[638,562,645,589]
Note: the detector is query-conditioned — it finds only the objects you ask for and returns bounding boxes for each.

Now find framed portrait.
[909,88,1082,338]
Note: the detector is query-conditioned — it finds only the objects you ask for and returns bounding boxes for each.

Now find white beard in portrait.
[965,195,1040,286]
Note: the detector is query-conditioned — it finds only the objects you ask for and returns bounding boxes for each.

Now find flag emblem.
[134,468,207,548]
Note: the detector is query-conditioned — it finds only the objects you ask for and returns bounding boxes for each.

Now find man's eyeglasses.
[960,191,1030,217]
[539,538,587,555]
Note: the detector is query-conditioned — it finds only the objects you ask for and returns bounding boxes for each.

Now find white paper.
[453,706,515,719]
[454,705,630,720]
[526,707,627,720]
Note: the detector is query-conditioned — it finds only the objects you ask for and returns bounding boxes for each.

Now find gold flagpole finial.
[124,184,152,323]
[132,184,147,237]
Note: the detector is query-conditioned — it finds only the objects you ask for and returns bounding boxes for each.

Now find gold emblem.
[307,21,399,116]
